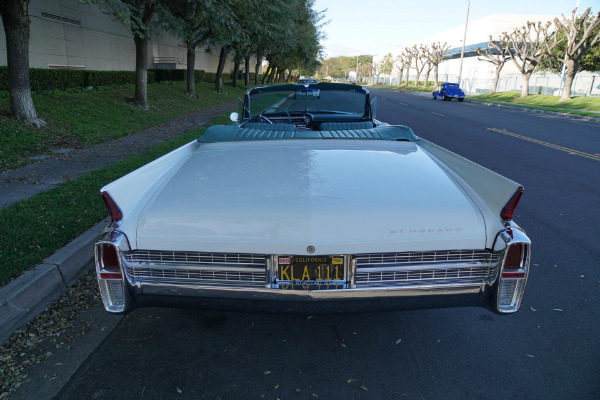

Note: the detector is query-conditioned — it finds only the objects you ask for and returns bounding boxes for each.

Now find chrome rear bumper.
[95,225,531,315]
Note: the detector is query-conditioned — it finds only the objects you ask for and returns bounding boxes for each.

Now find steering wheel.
[258,107,292,124]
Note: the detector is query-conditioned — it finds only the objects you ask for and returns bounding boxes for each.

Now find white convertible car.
[95,83,531,315]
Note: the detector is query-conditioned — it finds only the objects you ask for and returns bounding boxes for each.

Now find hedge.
[0,66,241,92]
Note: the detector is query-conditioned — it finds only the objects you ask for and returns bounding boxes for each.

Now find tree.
[358,62,372,83]
[421,45,433,87]
[257,0,323,85]
[162,0,225,97]
[0,0,46,127]
[427,42,450,88]
[394,53,406,85]
[371,61,381,84]
[379,52,394,84]
[91,0,161,109]
[476,36,511,94]
[409,45,426,87]
[545,8,600,101]
[402,50,413,85]
[503,21,559,97]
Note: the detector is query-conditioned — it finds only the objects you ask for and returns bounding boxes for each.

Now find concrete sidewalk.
[0,101,237,209]
[0,100,237,344]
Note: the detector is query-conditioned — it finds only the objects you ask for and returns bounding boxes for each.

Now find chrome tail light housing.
[494,226,531,313]
[95,230,130,313]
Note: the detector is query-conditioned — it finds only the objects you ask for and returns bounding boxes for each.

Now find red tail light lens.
[101,191,122,222]
[500,187,524,221]
[98,244,122,279]
[502,243,526,279]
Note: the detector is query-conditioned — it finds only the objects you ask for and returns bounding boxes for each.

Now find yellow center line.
[487,127,600,161]
[431,112,445,117]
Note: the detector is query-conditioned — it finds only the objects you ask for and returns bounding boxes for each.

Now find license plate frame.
[276,255,346,288]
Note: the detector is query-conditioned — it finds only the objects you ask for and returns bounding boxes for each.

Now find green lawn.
[0,81,249,285]
[0,81,247,172]
[467,92,600,117]
[0,113,232,286]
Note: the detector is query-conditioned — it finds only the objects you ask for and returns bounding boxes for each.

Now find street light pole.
[458,0,470,84]
[356,55,359,83]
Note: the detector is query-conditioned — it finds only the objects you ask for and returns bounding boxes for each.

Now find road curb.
[0,217,109,344]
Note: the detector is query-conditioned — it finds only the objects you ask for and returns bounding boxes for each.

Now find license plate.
[277,255,345,286]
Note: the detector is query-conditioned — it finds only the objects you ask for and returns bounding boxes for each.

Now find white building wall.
[0,0,254,73]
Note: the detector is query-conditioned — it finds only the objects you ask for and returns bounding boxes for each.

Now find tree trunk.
[232,61,239,88]
[423,68,431,87]
[0,0,46,127]
[413,70,420,87]
[186,46,196,96]
[133,34,149,109]
[262,65,271,84]
[433,64,439,87]
[268,67,276,84]
[255,54,262,85]
[244,57,250,87]
[215,46,229,92]
[560,58,577,102]
[521,71,531,97]
[492,65,503,94]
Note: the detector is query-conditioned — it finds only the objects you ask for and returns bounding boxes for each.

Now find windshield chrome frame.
[242,83,373,121]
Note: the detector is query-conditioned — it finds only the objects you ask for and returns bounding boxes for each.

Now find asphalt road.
[53,90,600,400]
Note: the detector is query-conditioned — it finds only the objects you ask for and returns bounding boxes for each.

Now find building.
[0,0,254,74]
[373,14,600,97]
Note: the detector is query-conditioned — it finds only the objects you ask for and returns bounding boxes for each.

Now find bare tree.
[371,61,381,84]
[0,0,46,127]
[476,36,511,94]
[549,7,600,101]
[358,62,372,83]
[394,53,406,85]
[409,45,426,87]
[421,45,433,87]
[379,52,394,84]
[402,50,412,85]
[503,21,559,97]
[427,42,450,88]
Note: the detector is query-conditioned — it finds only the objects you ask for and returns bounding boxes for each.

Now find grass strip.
[0,81,246,171]
[466,99,600,118]
[0,114,230,286]
[467,92,600,117]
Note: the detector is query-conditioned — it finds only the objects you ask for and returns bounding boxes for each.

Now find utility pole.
[458,0,470,84]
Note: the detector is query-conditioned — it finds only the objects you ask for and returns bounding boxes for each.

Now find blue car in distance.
[433,83,465,102]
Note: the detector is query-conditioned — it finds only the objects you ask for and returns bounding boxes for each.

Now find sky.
[312,0,600,58]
